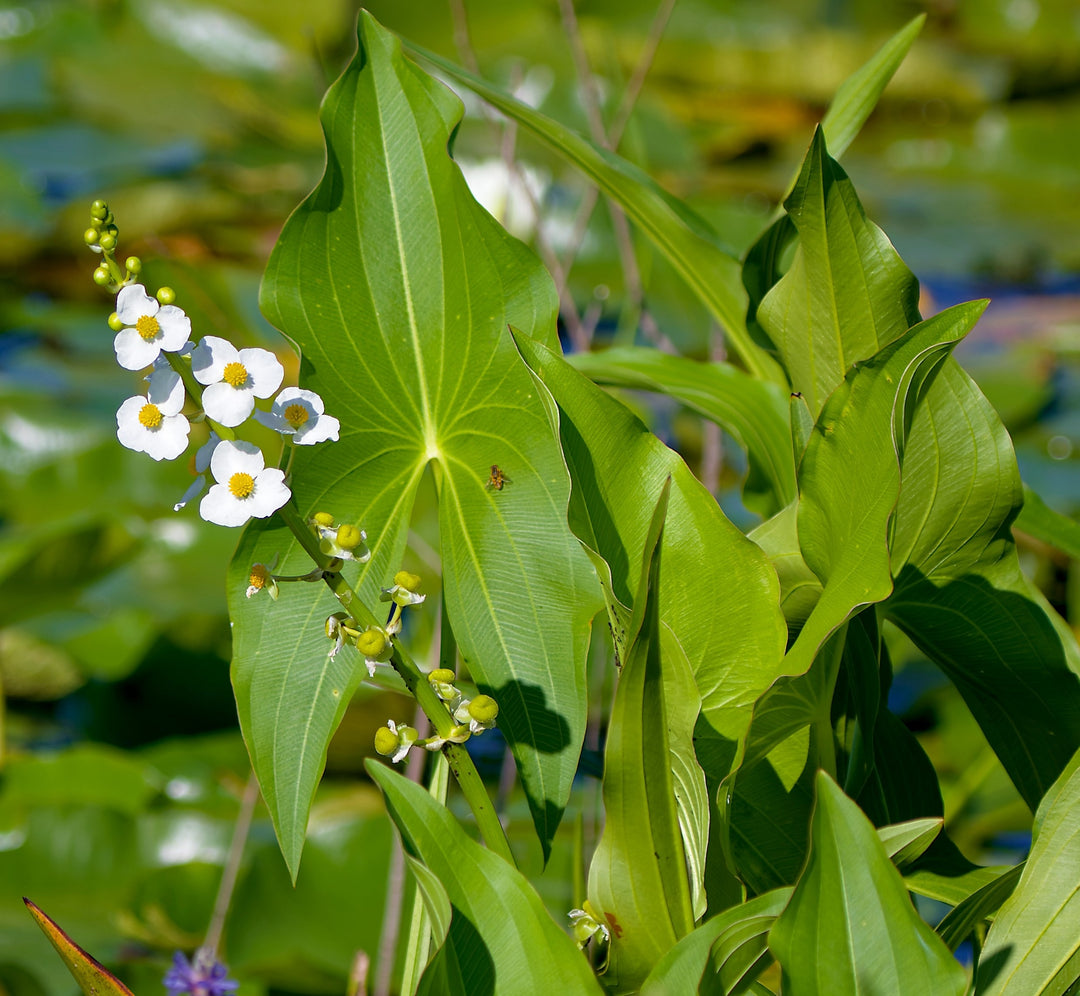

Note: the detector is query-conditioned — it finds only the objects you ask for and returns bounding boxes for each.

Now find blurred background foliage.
[1,0,1079,993]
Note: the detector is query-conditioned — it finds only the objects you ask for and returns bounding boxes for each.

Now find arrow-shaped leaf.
[234,10,602,877]
[24,899,134,996]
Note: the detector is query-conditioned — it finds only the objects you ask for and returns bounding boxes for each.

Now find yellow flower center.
[138,403,163,428]
[284,403,310,428]
[248,564,269,589]
[229,472,255,499]
[223,361,249,388]
[135,314,161,341]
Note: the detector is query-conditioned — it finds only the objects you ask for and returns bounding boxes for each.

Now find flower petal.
[115,284,158,324]
[194,432,221,473]
[147,369,185,412]
[142,414,190,461]
[155,305,192,352]
[209,438,265,483]
[191,335,238,385]
[239,347,285,398]
[293,413,340,445]
[202,381,255,427]
[249,468,291,517]
[275,386,325,416]
[253,409,289,433]
[200,484,253,527]
[174,474,207,511]
[114,327,161,370]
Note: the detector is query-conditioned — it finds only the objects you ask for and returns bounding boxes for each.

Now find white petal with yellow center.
[113,284,192,371]
[192,336,284,427]
[200,439,290,527]
[254,386,340,445]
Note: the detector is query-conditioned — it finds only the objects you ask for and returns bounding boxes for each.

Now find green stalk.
[274,501,516,865]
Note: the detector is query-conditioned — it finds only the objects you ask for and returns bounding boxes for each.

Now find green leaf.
[767,773,967,996]
[23,900,134,996]
[513,333,787,776]
[405,42,778,382]
[642,890,792,996]
[818,16,926,163]
[935,862,1023,952]
[781,301,985,684]
[757,127,921,418]
[586,482,698,990]
[886,360,1080,809]
[976,747,1080,995]
[366,760,604,996]
[1015,483,1080,561]
[236,10,602,875]
[568,348,794,517]
[640,817,946,996]
[744,15,925,341]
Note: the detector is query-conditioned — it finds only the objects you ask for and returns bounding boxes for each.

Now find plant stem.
[273,501,515,865]
[202,770,260,959]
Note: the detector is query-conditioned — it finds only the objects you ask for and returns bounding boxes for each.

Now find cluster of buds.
[322,568,423,676]
[374,666,500,763]
[86,199,340,527]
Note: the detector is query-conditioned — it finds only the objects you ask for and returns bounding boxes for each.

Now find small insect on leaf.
[486,464,509,491]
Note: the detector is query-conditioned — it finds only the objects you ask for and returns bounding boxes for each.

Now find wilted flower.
[381,570,425,607]
[374,719,418,763]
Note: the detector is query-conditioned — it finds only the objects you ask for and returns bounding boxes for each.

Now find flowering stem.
[202,769,260,959]
[164,352,236,442]
[273,501,516,866]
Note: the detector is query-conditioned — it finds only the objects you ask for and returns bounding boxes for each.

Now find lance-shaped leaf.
[237,10,602,876]
[976,747,1080,995]
[513,333,787,771]
[757,127,921,417]
[640,816,944,995]
[587,481,696,991]
[781,301,986,683]
[768,773,967,996]
[366,761,604,996]
[569,347,794,518]
[887,360,1080,808]
[24,899,134,996]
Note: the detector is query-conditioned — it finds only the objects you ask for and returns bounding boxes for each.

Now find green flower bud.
[429,668,456,684]
[394,570,422,593]
[336,523,364,551]
[374,726,399,756]
[107,312,123,331]
[447,724,471,743]
[92,266,111,286]
[90,199,108,219]
[125,256,142,273]
[98,233,116,252]
[468,695,499,724]
[156,286,176,306]
[83,228,100,246]
[356,627,388,659]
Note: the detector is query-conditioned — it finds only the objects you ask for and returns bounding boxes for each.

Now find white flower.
[254,387,340,445]
[192,336,284,427]
[116,368,190,461]
[173,432,221,511]
[113,284,192,371]
[199,439,290,527]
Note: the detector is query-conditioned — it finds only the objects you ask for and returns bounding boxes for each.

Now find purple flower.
[164,951,238,996]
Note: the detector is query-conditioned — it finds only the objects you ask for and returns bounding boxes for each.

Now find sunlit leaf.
[568,347,794,517]
[233,10,602,876]
[767,773,967,996]
[366,761,604,996]
[976,747,1080,995]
